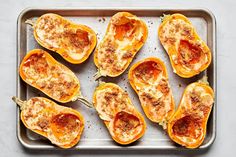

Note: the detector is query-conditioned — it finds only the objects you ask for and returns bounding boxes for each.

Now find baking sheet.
[16,7,216,150]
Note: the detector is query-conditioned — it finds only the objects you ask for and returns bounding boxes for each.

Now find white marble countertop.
[0,0,235,156]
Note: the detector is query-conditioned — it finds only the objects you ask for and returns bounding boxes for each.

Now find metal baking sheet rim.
[16,7,217,150]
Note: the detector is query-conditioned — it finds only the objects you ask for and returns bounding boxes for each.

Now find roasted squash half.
[19,49,91,106]
[94,12,148,78]
[167,81,214,148]
[92,83,146,145]
[30,13,97,64]
[128,57,175,128]
[12,96,84,149]
[158,14,212,78]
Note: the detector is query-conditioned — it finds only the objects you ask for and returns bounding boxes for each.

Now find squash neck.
[12,96,27,110]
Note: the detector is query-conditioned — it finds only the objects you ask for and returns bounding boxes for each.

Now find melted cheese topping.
[93,84,144,143]
[96,13,146,76]
[35,14,93,60]
[159,18,210,72]
[131,61,174,126]
[22,97,82,146]
[172,83,214,143]
[21,51,79,102]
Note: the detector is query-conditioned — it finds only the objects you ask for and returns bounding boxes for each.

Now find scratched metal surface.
[16,7,216,150]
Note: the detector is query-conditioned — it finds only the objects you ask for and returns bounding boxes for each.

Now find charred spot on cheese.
[172,115,202,139]
[113,111,142,141]
[94,12,148,77]
[20,50,80,103]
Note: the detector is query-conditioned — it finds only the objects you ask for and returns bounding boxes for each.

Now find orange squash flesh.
[19,49,83,103]
[12,96,84,149]
[158,14,212,78]
[92,83,146,145]
[167,82,214,148]
[33,13,97,64]
[128,57,175,128]
[94,12,148,78]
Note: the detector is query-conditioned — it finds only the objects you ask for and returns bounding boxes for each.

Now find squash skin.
[128,57,175,128]
[15,97,84,149]
[34,13,97,64]
[158,14,212,78]
[167,82,214,148]
[19,49,81,103]
[92,83,146,145]
[94,12,148,77]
